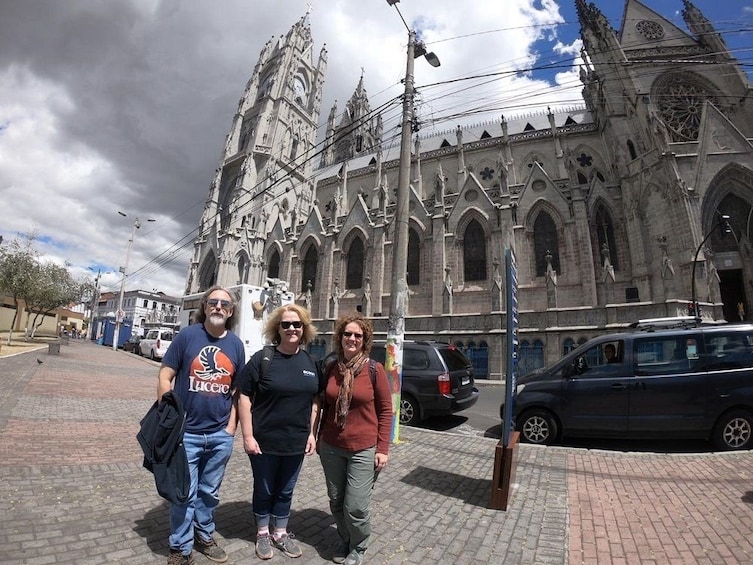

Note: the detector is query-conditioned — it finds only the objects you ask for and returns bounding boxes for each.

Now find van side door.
[629,333,706,434]
[562,339,630,434]
[703,329,753,418]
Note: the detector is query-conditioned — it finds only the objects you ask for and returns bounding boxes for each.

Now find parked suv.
[370,341,479,426]
[504,321,753,450]
[139,328,174,360]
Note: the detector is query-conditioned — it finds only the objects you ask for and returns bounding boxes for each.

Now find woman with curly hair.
[237,304,321,560]
[318,313,392,565]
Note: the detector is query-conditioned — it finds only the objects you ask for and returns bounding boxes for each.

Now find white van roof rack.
[629,316,698,330]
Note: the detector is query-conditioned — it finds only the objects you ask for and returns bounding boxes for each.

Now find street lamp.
[690,213,732,323]
[385,0,440,442]
[113,212,155,351]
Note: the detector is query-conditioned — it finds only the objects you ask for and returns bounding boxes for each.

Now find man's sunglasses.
[207,298,232,309]
[343,331,363,339]
[280,321,303,329]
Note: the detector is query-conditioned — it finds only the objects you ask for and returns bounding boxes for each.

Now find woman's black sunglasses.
[280,321,303,329]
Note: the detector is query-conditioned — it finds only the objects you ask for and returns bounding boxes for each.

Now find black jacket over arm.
[136,390,189,504]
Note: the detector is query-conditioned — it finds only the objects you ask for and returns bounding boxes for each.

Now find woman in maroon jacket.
[318,313,392,565]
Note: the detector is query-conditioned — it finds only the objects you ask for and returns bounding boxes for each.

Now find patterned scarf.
[334,351,368,430]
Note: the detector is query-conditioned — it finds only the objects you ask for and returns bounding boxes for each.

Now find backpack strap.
[260,345,275,380]
[369,359,377,385]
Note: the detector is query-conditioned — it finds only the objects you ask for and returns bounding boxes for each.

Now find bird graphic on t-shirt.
[194,345,231,381]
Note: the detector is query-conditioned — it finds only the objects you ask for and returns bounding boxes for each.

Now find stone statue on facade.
[545,250,558,286]
[601,242,615,282]
[304,280,312,310]
[657,235,675,278]
[704,245,720,302]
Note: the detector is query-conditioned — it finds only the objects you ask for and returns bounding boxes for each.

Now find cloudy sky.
[1,0,751,298]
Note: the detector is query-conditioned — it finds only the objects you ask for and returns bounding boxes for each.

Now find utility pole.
[385,29,416,443]
[88,268,102,340]
[385,0,440,442]
[113,212,154,351]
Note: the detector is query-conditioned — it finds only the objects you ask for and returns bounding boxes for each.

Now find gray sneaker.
[272,533,302,558]
[256,534,274,560]
[343,549,364,565]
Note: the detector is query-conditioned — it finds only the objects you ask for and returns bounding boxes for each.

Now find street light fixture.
[690,213,732,323]
[385,0,440,442]
[113,212,155,351]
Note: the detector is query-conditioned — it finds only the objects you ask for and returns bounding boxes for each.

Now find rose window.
[654,75,719,141]
[635,20,665,40]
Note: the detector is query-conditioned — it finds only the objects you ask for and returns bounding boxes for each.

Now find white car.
[139,328,174,360]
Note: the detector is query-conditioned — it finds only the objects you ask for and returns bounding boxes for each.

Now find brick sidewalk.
[0,340,751,564]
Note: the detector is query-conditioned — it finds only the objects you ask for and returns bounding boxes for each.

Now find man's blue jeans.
[169,430,235,554]
[249,452,305,529]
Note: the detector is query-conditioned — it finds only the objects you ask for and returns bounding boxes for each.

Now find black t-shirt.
[238,347,321,455]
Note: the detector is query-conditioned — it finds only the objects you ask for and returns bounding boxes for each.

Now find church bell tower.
[186,11,327,293]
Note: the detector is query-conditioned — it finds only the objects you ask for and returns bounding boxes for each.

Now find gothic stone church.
[185,0,753,379]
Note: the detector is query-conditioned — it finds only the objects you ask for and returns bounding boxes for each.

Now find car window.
[438,347,471,371]
[633,334,702,375]
[571,339,625,377]
[404,349,430,370]
[704,330,753,370]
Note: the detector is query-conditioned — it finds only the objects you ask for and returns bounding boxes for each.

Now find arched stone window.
[533,212,560,276]
[198,254,217,292]
[290,135,299,161]
[563,338,576,355]
[713,193,752,252]
[627,140,637,160]
[301,245,318,292]
[268,249,281,279]
[594,204,619,270]
[346,237,365,289]
[237,255,248,285]
[463,219,487,282]
[407,228,421,286]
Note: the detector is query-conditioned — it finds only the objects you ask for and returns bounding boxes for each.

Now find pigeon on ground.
[36,358,43,364]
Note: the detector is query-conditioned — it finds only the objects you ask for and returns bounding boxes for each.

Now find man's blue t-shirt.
[162,323,246,434]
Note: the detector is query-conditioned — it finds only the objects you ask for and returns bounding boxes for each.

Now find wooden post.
[489,431,520,510]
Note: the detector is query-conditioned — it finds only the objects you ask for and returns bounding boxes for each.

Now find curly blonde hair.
[264,304,318,345]
[333,312,373,358]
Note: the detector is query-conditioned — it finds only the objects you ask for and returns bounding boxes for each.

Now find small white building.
[96,290,180,337]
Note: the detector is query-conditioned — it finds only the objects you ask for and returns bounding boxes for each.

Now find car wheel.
[712,410,753,451]
[517,409,559,445]
[399,394,420,426]
[150,350,157,361]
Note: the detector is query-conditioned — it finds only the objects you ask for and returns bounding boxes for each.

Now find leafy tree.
[24,262,87,338]
[0,234,39,345]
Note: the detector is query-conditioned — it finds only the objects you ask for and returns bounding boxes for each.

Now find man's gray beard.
[207,313,225,327]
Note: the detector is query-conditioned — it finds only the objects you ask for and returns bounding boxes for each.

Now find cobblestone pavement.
[0,341,752,564]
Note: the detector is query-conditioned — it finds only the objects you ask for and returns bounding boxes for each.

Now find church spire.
[575,0,611,42]
[682,0,729,52]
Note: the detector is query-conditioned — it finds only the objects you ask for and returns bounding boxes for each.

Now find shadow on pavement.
[400,466,490,507]
[414,414,468,432]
